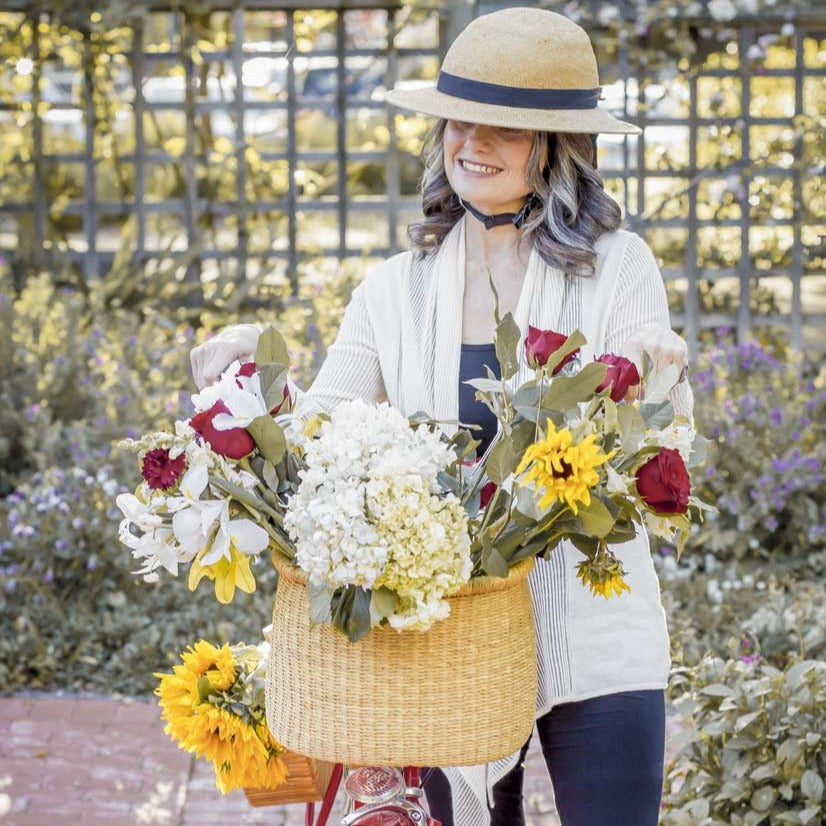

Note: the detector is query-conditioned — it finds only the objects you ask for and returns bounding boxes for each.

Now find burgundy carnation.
[189,400,255,459]
[141,448,186,490]
[635,448,691,514]
[524,326,579,374]
[595,354,641,402]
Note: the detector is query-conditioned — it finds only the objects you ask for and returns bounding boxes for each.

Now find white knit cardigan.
[297,217,693,825]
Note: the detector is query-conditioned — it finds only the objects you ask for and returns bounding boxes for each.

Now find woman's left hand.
[620,323,688,401]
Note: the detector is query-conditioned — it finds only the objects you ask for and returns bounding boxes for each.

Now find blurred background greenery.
[0,2,824,821]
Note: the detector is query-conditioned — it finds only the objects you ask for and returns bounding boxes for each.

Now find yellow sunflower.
[189,545,256,604]
[575,550,631,599]
[516,418,613,515]
[155,641,237,746]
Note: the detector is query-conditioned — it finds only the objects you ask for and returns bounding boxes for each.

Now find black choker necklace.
[460,195,537,230]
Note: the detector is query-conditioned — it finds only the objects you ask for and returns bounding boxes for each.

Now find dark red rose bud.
[141,448,186,490]
[595,354,641,402]
[236,361,257,379]
[635,448,691,514]
[189,401,255,459]
[524,326,579,374]
[479,481,498,509]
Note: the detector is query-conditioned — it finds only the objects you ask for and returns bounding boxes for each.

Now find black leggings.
[424,689,665,826]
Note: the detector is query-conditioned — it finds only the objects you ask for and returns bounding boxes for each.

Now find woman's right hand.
[189,323,263,389]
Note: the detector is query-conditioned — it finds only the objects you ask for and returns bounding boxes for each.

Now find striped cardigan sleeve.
[603,233,695,422]
[297,282,388,417]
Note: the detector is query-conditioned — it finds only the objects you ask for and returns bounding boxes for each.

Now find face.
[443,120,535,214]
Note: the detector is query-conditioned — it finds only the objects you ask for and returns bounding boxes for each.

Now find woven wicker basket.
[243,750,334,806]
[265,555,537,767]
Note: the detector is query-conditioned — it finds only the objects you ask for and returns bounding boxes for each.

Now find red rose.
[189,401,255,459]
[141,448,186,490]
[524,326,579,374]
[595,354,641,402]
[635,448,691,514]
[479,481,498,508]
[236,361,292,415]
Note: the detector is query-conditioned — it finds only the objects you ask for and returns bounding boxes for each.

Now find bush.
[662,657,826,826]
[688,339,825,566]
[0,261,366,693]
[658,553,826,669]
[0,459,279,693]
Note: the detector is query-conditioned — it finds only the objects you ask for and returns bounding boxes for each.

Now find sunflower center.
[554,459,574,479]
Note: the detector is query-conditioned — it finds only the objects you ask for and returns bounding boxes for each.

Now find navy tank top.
[458,343,501,458]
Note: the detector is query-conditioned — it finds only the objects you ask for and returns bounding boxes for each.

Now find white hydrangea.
[285,399,471,631]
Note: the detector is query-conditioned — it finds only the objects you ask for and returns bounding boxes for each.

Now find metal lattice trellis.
[0,1,824,355]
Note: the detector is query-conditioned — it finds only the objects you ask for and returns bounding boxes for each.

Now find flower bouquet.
[117,313,711,768]
[155,638,287,793]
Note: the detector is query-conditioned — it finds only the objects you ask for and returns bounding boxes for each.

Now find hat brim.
[385,85,641,136]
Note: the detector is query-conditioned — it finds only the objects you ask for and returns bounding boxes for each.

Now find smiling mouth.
[458,159,502,175]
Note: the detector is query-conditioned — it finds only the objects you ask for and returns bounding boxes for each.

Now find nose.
[462,123,496,148]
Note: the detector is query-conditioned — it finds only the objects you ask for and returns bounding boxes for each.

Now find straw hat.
[385,7,640,135]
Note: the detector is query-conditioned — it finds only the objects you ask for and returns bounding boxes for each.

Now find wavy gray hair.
[406,119,622,277]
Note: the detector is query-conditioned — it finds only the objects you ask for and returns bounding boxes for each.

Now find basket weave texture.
[243,750,334,806]
[265,555,537,767]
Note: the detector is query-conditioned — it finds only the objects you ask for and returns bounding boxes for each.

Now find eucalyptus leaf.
[576,496,616,539]
[617,403,647,455]
[308,581,334,625]
[485,438,517,486]
[255,326,290,368]
[639,400,674,430]
[543,330,587,376]
[494,312,521,380]
[369,587,399,626]
[247,414,287,465]
[800,770,824,803]
[541,362,607,412]
[464,377,504,395]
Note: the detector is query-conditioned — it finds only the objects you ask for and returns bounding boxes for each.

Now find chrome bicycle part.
[344,767,405,805]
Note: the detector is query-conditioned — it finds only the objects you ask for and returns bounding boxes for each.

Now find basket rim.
[271,550,534,596]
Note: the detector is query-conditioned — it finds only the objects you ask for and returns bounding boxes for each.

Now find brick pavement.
[0,694,682,826]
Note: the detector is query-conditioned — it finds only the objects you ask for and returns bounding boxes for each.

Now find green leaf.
[247,414,287,465]
[617,403,646,455]
[464,377,503,395]
[494,312,521,380]
[639,400,674,430]
[701,683,736,697]
[800,807,823,825]
[255,326,290,368]
[330,585,372,643]
[480,531,509,577]
[543,330,587,376]
[541,362,607,412]
[576,496,616,539]
[485,438,517,486]
[750,786,777,813]
[262,459,280,491]
[801,770,824,803]
[308,581,334,625]
[369,587,399,626]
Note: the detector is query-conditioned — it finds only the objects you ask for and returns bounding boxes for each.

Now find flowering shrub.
[662,656,826,826]
[0,458,279,693]
[689,339,825,564]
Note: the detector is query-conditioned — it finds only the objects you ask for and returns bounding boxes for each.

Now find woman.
[191,8,692,826]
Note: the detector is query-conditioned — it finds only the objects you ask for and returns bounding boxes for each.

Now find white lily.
[115,492,163,532]
[190,359,244,413]
[212,371,269,432]
[127,527,180,577]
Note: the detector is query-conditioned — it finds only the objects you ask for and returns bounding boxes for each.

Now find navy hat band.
[436,71,601,110]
